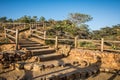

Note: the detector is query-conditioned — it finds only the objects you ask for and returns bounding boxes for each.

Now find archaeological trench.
[0,30,120,80]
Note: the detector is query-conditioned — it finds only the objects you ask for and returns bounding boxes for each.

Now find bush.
[79,41,96,49]
[0,38,10,44]
[45,40,55,45]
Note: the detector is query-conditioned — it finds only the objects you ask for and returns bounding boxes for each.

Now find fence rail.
[30,26,46,40]
[44,36,120,52]
[4,28,19,50]
[6,34,16,39]
[4,25,120,53]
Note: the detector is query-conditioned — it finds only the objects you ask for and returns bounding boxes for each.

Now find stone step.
[38,53,63,61]
[19,44,43,47]
[25,46,49,50]
[19,39,38,43]
[19,42,39,44]
[31,48,56,56]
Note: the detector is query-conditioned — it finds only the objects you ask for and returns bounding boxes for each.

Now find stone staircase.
[19,39,63,62]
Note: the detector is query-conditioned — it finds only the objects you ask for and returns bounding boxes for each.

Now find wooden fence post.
[55,36,58,50]
[30,26,32,36]
[75,36,78,48]
[44,31,46,40]
[16,29,19,50]
[4,27,6,38]
[24,23,26,28]
[43,21,46,30]
[36,23,37,30]
[101,38,104,52]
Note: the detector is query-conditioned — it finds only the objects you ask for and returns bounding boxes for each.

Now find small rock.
[24,63,33,70]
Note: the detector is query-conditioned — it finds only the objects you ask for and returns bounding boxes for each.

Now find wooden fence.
[29,27,120,52]
[4,28,19,50]
[30,26,46,40]
[4,26,120,52]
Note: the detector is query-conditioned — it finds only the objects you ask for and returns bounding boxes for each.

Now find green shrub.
[0,38,10,44]
[79,41,96,49]
[45,40,55,45]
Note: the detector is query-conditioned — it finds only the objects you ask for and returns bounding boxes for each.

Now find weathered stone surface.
[24,63,33,70]
[32,63,44,71]
[69,49,120,70]
[59,45,71,57]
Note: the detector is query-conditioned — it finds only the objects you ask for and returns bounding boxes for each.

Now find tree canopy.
[0,13,120,40]
[68,13,93,26]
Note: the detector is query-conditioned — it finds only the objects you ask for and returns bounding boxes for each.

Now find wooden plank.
[55,36,58,49]
[46,38,74,41]
[5,28,16,33]
[39,53,63,61]
[31,48,55,52]
[105,40,120,43]
[101,38,104,52]
[16,29,19,50]
[20,44,43,47]
[26,46,49,50]
[6,34,16,39]
[75,36,78,48]
[46,38,55,40]
[36,30,44,34]
[31,48,55,56]
[4,27,6,38]
[44,31,46,40]
[104,49,120,53]
[77,47,100,50]
[58,39,74,41]
[32,30,44,34]
[32,33,44,39]
[78,39,100,42]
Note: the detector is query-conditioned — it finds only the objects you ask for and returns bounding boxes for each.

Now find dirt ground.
[0,48,120,80]
[0,56,120,80]
[0,65,120,80]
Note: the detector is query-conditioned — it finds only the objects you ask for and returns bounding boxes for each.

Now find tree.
[16,15,31,23]
[7,18,13,22]
[68,13,93,26]
[91,24,120,40]
[0,17,7,23]
[31,16,38,22]
[39,16,45,22]
[68,13,92,38]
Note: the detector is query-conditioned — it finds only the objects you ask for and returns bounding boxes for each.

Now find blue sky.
[0,0,120,30]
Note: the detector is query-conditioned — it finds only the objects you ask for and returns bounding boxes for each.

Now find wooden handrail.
[35,30,44,34]
[104,40,120,43]
[78,39,101,42]
[32,33,44,39]
[5,28,16,33]
[104,49,120,53]
[6,34,16,39]
[58,38,74,41]
[29,26,120,52]
[4,28,19,50]
[45,38,55,40]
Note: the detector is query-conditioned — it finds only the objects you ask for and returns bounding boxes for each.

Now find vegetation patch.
[79,41,96,49]
[0,38,10,44]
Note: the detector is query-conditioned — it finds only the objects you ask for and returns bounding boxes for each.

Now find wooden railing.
[29,27,120,52]
[42,35,120,52]
[4,28,19,50]
[30,27,46,40]
[3,25,120,53]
